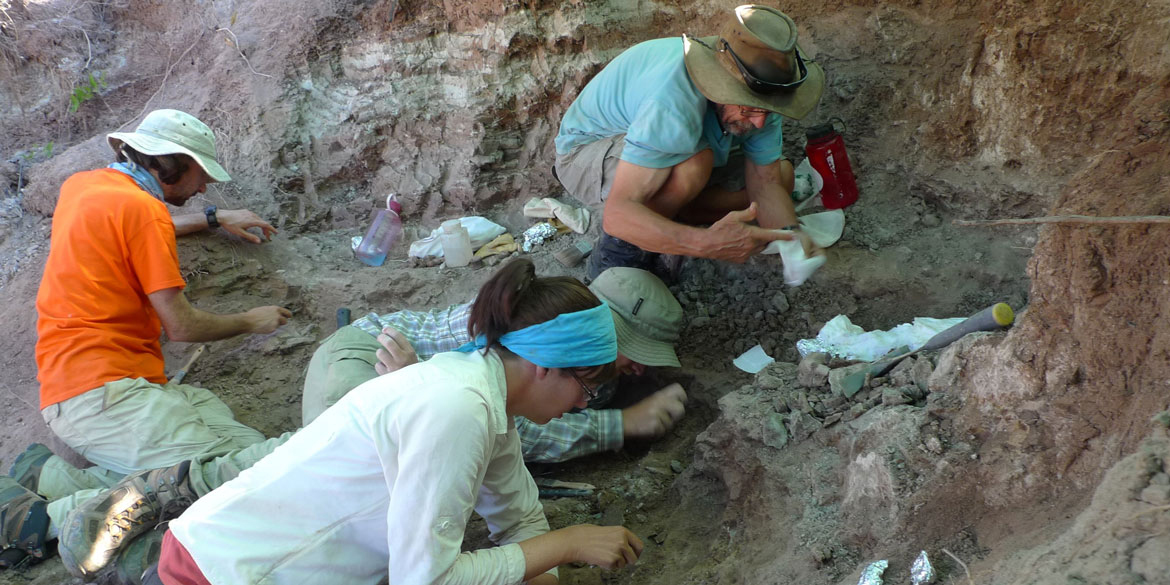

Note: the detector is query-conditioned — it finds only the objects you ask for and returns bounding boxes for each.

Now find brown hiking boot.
[58,461,195,581]
[0,476,50,565]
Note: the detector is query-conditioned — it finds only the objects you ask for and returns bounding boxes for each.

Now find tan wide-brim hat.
[589,267,683,368]
[108,109,232,183]
[683,5,825,120]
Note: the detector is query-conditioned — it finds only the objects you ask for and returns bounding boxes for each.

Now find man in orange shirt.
[0,110,290,570]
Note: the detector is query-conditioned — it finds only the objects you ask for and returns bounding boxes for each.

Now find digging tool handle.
[169,344,206,385]
[918,303,1014,352]
[336,308,352,330]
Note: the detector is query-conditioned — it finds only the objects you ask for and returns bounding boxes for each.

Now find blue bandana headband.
[457,302,617,368]
[109,161,165,200]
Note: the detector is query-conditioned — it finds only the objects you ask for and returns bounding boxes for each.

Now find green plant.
[20,141,54,162]
[68,71,106,113]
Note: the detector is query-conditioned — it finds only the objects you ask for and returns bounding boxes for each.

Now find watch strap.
[204,205,219,229]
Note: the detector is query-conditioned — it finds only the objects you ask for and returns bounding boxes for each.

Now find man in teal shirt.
[554,5,826,279]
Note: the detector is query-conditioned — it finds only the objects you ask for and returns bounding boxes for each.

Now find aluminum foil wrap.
[910,551,935,584]
[521,222,557,252]
[856,560,888,585]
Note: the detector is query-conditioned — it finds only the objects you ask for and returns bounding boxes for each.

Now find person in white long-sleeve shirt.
[153,259,644,585]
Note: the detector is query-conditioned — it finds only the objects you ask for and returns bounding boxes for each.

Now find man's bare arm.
[602,160,789,263]
[743,158,798,229]
[147,287,291,342]
[172,209,278,243]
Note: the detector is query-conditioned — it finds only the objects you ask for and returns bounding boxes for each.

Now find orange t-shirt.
[36,169,186,408]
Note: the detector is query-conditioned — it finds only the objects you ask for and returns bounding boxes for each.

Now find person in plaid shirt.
[302,267,688,463]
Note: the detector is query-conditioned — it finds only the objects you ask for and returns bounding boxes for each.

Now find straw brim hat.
[683,6,825,120]
[108,109,231,183]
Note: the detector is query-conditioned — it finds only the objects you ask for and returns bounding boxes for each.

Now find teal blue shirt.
[555,37,784,169]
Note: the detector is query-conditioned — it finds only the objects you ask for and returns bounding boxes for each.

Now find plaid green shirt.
[352,303,623,463]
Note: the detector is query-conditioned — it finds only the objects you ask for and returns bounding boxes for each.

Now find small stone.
[772,292,790,313]
[670,460,684,474]
[828,363,871,398]
[764,413,789,449]
[843,403,868,421]
[786,411,821,443]
[797,354,831,388]
[888,358,915,387]
[822,412,843,427]
[652,532,668,544]
[882,387,911,406]
[924,436,943,454]
[691,316,711,328]
[811,545,833,566]
[901,384,927,401]
[909,357,933,392]
[922,213,941,227]
[822,396,847,411]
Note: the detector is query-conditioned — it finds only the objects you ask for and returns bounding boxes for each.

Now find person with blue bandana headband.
[61,259,644,585]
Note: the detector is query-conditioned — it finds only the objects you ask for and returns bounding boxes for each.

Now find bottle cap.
[386,194,403,214]
[441,219,462,232]
[805,117,847,141]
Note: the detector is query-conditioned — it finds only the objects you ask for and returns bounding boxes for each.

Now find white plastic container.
[439,219,473,267]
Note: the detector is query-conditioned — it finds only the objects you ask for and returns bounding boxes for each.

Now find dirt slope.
[2,0,1168,584]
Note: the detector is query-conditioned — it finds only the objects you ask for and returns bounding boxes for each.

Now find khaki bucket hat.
[107,109,231,183]
[589,267,683,368]
[683,5,825,120]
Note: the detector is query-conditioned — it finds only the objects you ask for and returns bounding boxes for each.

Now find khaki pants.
[39,377,268,530]
[301,326,382,425]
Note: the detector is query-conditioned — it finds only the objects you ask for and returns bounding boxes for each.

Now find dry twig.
[954,215,1170,227]
[215,27,272,78]
[73,26,92,69]
[118,32,205,130]
[941,548,974,585]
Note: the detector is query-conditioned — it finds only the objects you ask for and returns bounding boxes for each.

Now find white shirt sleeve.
[475,425,557,579]
[377,385,530,585]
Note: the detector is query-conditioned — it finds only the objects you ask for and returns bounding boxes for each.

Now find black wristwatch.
[204,205,219,229]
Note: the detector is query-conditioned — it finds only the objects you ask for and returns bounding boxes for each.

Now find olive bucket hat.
[683,5,825,119]
[107,109,232,183]
[589,267,683,368]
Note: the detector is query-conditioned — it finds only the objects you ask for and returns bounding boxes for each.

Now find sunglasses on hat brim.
[718,38,808,95]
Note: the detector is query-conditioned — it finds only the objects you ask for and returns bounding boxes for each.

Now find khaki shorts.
[554,135,747,207]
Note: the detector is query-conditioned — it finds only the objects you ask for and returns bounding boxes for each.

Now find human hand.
[790,229,823,258]
[245,306,292,333]
[705,203,792,263]
[216,209,278,244]
[374,327,418,375]
[560,525,643,570]
[622,383,687,439]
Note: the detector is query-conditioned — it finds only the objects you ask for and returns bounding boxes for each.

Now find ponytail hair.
[469,258,616,383]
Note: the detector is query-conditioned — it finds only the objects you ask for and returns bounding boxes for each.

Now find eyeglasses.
[737,106,771,117]
[570,372,600,402]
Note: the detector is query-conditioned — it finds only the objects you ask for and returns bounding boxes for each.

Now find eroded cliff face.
[1,0,1168,584]
[8,0,1110,222]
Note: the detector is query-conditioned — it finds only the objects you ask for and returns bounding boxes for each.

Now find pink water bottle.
[354,194,403,267]
[805,118,858,209]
